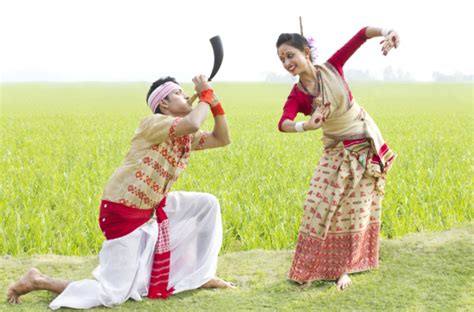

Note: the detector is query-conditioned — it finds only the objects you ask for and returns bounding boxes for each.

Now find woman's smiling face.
[278,43,309,76]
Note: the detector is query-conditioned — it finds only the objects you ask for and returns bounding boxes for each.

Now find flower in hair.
[306,36,318,64]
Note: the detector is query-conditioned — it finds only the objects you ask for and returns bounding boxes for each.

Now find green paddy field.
[1,82,472,256]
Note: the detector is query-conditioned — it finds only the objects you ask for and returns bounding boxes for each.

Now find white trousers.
[49,191,222,309]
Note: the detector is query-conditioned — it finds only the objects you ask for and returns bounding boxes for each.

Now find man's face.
[162,88,192,116]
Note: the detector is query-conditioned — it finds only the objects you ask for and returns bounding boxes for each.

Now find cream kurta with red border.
[102,114,209,209]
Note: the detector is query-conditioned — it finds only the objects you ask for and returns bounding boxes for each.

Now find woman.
[276,27,399,289]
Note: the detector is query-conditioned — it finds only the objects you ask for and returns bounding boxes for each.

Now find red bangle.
[211,103,225,117]
[199,89,214,106]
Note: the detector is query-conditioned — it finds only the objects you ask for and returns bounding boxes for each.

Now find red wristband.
[198,89,214,106]
[211,103,225,117]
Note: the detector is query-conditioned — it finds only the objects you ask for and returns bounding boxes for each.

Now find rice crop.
[1,82,472,255]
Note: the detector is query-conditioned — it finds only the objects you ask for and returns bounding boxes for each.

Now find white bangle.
[381,28,393,38]
[295,121,305,132]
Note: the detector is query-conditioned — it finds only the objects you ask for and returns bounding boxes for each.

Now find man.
[7,75,234,308]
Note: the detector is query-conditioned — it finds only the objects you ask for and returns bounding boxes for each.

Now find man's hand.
[192,75,212,94]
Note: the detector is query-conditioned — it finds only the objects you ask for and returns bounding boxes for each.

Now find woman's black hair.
[146,76,180,114]
[276,33,309,52]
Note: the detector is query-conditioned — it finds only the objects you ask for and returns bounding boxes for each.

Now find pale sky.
[1,0,472,82]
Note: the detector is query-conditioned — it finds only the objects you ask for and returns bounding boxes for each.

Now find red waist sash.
[99,200,154,240]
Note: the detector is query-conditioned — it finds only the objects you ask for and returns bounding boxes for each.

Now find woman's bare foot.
[298,281,312,289]
[6,268,43,304]
[201,277,236,289]
[336,273,352,290]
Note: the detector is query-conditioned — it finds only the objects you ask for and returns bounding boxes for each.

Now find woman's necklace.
[300,68,326,113]
[299,67,321,98]
[299,80,317,98]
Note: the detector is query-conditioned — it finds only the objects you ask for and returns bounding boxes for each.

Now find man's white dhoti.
[49,191,222,309]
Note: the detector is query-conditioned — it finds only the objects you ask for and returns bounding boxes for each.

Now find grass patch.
[2,223,473,311]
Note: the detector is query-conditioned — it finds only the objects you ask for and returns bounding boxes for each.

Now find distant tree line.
[264,67,473,83]
[431,71,473,83]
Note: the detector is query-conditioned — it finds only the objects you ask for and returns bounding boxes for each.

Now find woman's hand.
[305,111,325,130]
[380,31,400,56]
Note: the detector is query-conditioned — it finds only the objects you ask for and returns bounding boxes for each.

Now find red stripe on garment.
[148,197,175,299]
[385,154,396,165]
[150,266,171,278]
[150,280,169,286]
[153,258,170,265]
[343,138,367,148]
[150,272,170,279]
[152,265,170,273]
[379,143,389,156]
[371,153,381,163]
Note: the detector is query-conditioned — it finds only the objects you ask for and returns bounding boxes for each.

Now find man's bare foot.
[6,268,43,304]
[336,273,352,290]
[201,277,236,289]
